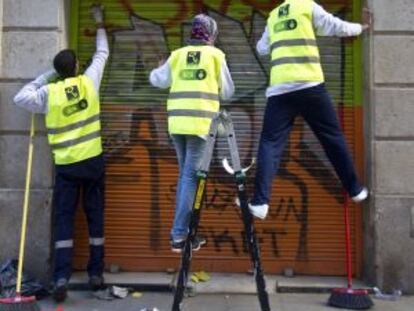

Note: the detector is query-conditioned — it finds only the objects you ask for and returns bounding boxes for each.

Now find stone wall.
[0,0,68,283]
[367,0,414,294]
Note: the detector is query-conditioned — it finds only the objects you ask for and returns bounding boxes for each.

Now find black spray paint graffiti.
[95,5,348,258]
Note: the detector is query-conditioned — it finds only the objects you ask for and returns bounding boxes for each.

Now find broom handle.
[338,73,353,289]
[343,192,353,289]
[16,114,35,294]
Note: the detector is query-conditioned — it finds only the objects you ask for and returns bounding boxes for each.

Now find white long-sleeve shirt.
[149,54,235,100]
[13,29,109,113]
[256,1,363,97]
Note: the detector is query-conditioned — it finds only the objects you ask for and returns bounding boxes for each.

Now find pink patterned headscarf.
[189,14,218,45]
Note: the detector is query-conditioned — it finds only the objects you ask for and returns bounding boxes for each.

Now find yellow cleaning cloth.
[193,271,211,282]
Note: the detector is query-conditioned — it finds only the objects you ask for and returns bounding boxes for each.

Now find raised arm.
[13,70,57,114]
[313,2,370,37]
[256,26,271,56]
[84,4,109,92]
[149,57,172,89]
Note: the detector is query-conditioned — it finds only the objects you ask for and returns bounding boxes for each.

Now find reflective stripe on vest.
[169,91,219,101]
[167,45,224,135]
[167,109,218,118]
[50,130,101,150]
[46,75,102,165]
[268,0,324,85]
[47,113,100,135]
[270,38,317,51]
[271,56,320,67]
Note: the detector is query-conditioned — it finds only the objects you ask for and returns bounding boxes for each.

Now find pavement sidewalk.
[35,272,414,311]
[39,291,414,311]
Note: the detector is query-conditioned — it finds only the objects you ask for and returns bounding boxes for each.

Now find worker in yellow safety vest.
[150,14,235,253]
[248,0,372,220]
[13,5,109,302]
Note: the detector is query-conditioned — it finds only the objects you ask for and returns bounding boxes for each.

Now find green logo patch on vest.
[273,19,298,33]
[179,69,207,80]
[187,51,201,65]
[63,99,88,117]
[65,85,80,101]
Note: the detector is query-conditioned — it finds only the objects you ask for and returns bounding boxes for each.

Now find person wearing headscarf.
[150,14,234,252]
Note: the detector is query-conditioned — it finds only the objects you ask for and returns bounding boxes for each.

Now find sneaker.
[171,235,207,253]
[235,197,269,220]
[89,275,105,291]
[53,278,68,303]
[248,203,269,219]
[351,187,369,203]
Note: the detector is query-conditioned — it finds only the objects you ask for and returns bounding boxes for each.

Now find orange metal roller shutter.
[72,0,364,276]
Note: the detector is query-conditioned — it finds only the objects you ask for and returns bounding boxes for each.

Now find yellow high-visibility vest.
[268,0,324,85]
[167,45,225,135]
[46,75,102,165]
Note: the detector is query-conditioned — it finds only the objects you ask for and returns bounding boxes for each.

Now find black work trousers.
[52,154,105,282]
[252,84,363,205]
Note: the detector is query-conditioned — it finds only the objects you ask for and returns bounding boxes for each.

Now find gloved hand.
[91,3,104,25]
[361,7,372,32]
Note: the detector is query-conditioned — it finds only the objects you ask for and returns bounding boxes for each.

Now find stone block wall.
[367,0,414,294]
[0,0,68,283]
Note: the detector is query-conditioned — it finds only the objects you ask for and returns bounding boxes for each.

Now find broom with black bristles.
[328,39,373,308]
[0,114,40,311]
[327,192,373,310]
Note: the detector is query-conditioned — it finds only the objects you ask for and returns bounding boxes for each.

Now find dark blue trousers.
[252,84,363,205]
[52,154,105,282]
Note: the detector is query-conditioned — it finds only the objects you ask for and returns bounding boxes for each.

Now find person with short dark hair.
[249,0,371,219]
[13,5,109,302]
[53,49,78,79]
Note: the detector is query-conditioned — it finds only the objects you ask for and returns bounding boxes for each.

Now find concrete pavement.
[69,272,372,294]
[38,291,414,311]
[35,273,412,310]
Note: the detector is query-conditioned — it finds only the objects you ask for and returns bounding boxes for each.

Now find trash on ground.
[184,286,196,298]
[92,288,115,301]
[111,285,129,298]
[190,271,210,283]
[132,291,143,298]
[190,274,200,283]
[92,285,130,300]
[0,259,49,299]
[373,287,402,301]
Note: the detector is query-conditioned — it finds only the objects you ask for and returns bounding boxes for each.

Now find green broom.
[0,114,40,311]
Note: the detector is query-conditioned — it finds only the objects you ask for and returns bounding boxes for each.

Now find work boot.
[53,278,68,303]
[171,235,207,253]
[89,275,105,291]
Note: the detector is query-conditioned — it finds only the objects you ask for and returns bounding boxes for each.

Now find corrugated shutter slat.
[72,0,363,276]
